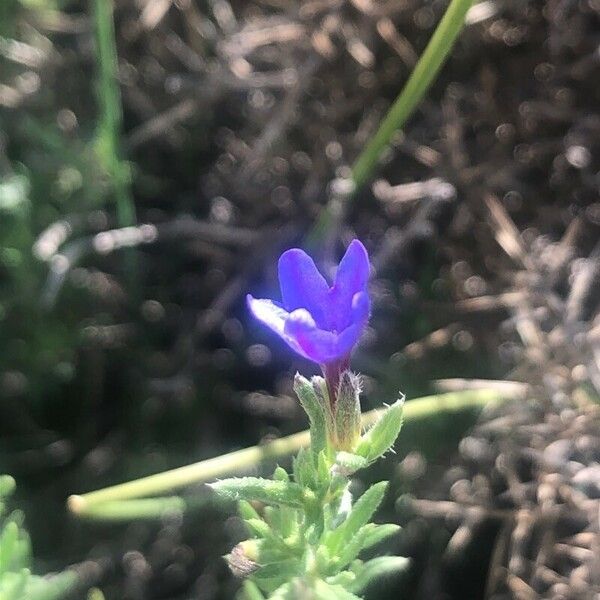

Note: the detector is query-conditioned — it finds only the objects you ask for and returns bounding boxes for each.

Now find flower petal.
[247,296,313,358]
[247,295,288,336]
[284,308,362,364]
[278,248,330,328]
[351,290,370,326]
[329,240,370,330]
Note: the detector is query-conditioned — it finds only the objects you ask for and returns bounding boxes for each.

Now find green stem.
[93,0,136,228]
[69,495,216,521]
[351,0,473,188]
[69,388,504,516]
[309,0,474,243]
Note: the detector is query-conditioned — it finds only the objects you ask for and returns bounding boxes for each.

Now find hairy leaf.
[327,482,388,553]
[210,478,306,507]
[356,399,404,463]
[333,452,369,477]
[244,519,271,539]
[314,579,362,600]
[242,579,266,600]
[361,523,400,551]
[238,500,261,521]
[350,556,409,593]
[294,374,328,457]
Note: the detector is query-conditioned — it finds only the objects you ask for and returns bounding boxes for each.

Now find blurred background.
[1,0,599,598]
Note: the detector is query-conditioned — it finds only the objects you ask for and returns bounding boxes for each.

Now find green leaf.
[277,506,297,540]
[254,559,299,582]
[316,451,330,486]
[26,571,78,600]
[334,372,361,452]
[238,500,261,521]
[268,582,294,600]
[361,523,400,551]
[292,448,316,489]
[263,504,295,541]
[272,467,289,482]
[325,570,355,588]
[0,522,19,575]
[0,478,15,500]
[327,482,388,553]
[209,478,306,507]
[356,399,404,463]
[0,475,75,600]
[263,506,280,533]
[333,452,369,476]
[294,374,328,457]
[335,527,370,567]
[244,519,272,539]
[7,535,30,573]
[242,580,265,600]
[0,569,29,599]
[313,579,362,600]
[350,556,409,593]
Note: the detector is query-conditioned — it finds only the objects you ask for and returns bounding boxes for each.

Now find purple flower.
[247,240,370,367]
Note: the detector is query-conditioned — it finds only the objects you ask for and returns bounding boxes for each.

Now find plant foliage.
[0,475,76,600]
[210,375,407,599]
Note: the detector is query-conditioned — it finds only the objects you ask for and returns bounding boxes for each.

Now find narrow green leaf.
[238,500,261,521]
[334,523,401,571]
[361,523,400,551]
[312,376,335,436]
[294,374,328,457]
[334,372,361,451]
[254,558,299,581]
[325,570,356,588]
[334,452,369,476]
[242,580,265,600]
[314,544,330,574]
[328,481,388,552]
[316,451,330,486]
[268,582,294,600]
[0,477,15,500]
[278,506,297,540]
[272,467,289,482]
[9,536,31,572]
[350,556,409,593]
[244,519,271,539]
[0,522,19,575]
[314,579,362,600]
[292,448,316,489]
[263,506,280,533]
[209,478,305,507]
[0,568,29,599]
[26,571,78,600]
[356,399,404,462]
[335,528,369,567]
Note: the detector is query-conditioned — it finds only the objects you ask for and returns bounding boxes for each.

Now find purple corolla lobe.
[247,240,370,368]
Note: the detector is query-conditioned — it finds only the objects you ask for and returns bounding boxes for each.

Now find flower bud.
[311,375,335,439]
[226,540,261,578]
[333,371,362,451]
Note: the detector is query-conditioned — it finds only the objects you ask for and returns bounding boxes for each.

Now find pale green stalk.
[351,0,474,188]
[69,388,504,517]
[93,0,135,228]
[309,0,474,243]
[69,496,202,521]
